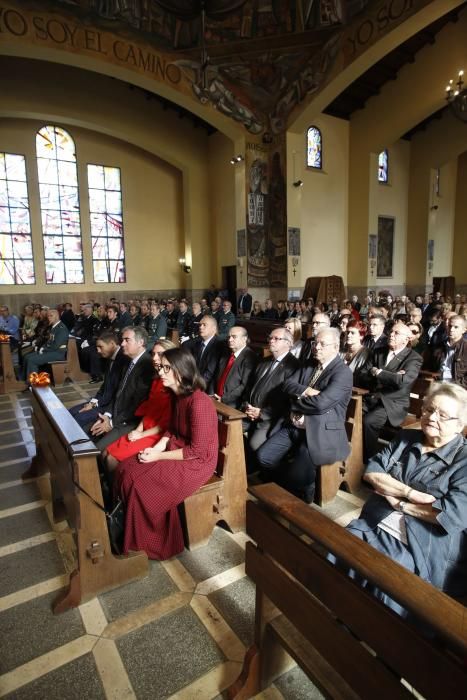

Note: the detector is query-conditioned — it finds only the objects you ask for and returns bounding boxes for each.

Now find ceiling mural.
[4,1,434,135]
[48,0,373,133]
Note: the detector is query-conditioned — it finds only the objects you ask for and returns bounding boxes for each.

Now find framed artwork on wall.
[288,227,301,256]
[377,216,394,278]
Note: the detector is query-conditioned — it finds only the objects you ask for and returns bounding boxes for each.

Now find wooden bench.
[181,400,247,549]
[0,340,25,393]
[49,337,90,385]
[315,391,365,506]
[26,386,148,613]
[229,484,467,700]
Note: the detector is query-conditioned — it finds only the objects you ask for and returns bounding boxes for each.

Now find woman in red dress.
[116,347,219,560]
[103,339,176,470]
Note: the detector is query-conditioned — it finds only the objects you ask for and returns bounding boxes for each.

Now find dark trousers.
[256,423,317,496]
[363,402,389,461]
[69,402,100,428]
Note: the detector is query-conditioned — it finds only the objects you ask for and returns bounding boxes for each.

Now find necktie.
[120,361,135,392]
[385,351,395,366]
[308,364,323,387]
[200,342,207,358]
[217,354,235,396]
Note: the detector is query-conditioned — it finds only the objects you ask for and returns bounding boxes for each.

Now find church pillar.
[453,151,467,289]
[347,130,370,298]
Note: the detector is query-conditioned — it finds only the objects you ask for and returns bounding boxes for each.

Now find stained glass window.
[88,165,126,283]
[378,149,389,183]
[0,153,35,284]
[36,126,84,283]
[306,126,322,169]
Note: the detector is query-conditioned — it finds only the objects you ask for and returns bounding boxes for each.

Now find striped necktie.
[308,364,323,387]
[120,360,135,392]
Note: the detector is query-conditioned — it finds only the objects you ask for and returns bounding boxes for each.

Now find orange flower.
[0,334,10,342]
[29,371,51,386]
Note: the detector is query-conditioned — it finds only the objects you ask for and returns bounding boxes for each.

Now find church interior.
[0,1,466,698]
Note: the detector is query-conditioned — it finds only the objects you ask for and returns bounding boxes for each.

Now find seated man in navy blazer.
[361,321,423,460]
[256,327,353,503]
[87,326,154,450]
[22,308,69,382]
[213,326,258,409]
[69,331,128,428]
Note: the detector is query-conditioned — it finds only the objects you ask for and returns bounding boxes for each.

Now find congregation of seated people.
[2,290,466,594]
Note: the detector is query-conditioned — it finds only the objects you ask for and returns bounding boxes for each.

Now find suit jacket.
[432,338,467,388]
[186,335,226,394]
[217,346,258,409]
[60,309,76,331]
[110,352,154,427]
[43,322,69,352]
[361,346,423,426]
[94,348,129,412]
[285,356,353,465]
[238,293,252,314]
[217,311,236,340]
[249,352,299,432]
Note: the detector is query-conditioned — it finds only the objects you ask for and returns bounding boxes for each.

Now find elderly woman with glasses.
[343,382,467,612]
[115,347,218,560]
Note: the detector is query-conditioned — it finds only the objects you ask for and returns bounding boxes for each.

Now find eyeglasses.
[268,336,287,342]
[421,406,459,423]
[159,364,172,374]
[314,341,337,348]
[312,321,327,325]
[409,329,419,336]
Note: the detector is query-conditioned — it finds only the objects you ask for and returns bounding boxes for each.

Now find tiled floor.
[0,382,366,699]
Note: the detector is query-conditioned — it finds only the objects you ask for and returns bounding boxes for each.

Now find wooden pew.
[315,391,365,506]
[181,400,247,549]
[28,386,148,613]
[229,484,467,700]
[0,341,25,393]
[49,337,90,385]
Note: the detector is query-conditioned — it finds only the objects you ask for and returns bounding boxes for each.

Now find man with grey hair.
[185,315,224,393]
[300,312,331,362]
[214,326,258,409]
[22,308,69,382]
[257,327,353,503]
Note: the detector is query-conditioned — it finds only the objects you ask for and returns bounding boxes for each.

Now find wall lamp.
[293,179,304,188]
[179,257,191,274]
[230,154,244,165]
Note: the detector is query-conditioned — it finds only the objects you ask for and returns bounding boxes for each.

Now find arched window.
[378,149,389,183]
[36,126,84,283]
[0,153,34,284]
[88,165,126,283]
[307,126,322,169]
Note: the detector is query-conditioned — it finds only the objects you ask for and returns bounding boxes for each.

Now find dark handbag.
[105,499,125,555]
[68,438,125,555]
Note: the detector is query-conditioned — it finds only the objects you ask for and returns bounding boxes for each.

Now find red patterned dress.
[116,389,218,559]
[106,378,172,461]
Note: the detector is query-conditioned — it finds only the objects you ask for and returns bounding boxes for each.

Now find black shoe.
[89,376,103,384]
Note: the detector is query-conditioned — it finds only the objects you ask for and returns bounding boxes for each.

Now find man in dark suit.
[257,327,353,503]
[361,321,423,460]
[22,308,69,382]
[88,326,154,450]
[69,331,128,428]
[118,302,133,327]
[237,288,252,317]
[363,314,387,351]
[60,303,76,331]
[245,328,299,452]
[213,326,258,409]
[186,315,225,394]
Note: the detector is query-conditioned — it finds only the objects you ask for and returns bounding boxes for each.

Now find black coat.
[186,335,226,394]
[110,352,154,427]
[216,346,258,409]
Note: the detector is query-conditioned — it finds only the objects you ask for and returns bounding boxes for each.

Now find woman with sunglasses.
[339,382,467,613]
[341,320,372,388]
[103,338,176,470]
[115,347,218,559]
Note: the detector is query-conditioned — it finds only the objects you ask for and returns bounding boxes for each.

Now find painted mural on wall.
[246,139,287,288]
[3,1,428,136]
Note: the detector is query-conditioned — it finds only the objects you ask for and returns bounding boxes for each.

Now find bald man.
[214,326,258,409]
[185,315,224,394]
